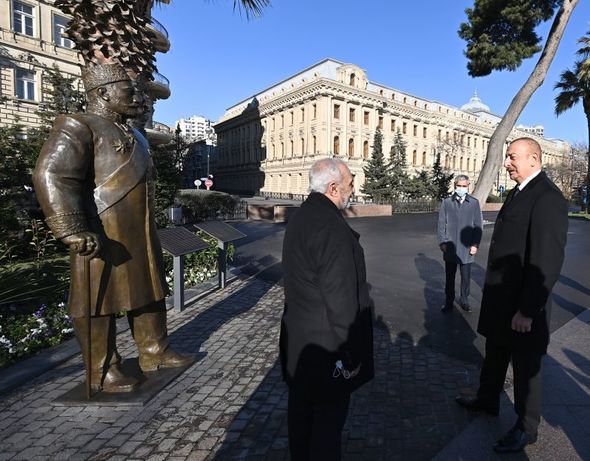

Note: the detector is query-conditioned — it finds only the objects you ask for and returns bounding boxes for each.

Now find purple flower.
[33,304,47,318]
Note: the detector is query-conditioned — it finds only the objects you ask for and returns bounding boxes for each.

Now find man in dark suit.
[456,137,568,453]
[280,158,374,461]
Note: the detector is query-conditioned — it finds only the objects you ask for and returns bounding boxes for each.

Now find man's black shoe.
[454,396,499,416]
[493,426,537,453]
[441,303,453,313]
[459,303,472,313]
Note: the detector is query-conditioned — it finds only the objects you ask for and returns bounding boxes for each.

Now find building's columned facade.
[214,59,570,197]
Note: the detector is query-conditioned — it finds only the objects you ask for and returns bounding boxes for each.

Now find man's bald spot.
[510,137,543,164]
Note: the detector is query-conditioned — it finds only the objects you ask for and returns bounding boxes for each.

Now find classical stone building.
[0,0,172,144]
[214,58,570,197]
[0,0,83,128]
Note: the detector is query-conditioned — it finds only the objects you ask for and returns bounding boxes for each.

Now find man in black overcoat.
[456,137,568,453]
[280,158,374,461]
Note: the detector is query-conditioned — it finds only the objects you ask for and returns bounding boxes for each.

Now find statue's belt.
[93,131,150,215]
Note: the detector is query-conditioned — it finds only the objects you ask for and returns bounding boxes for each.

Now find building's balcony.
[145,121,173,145]
[146,17,170,53]
[145,72,171,100]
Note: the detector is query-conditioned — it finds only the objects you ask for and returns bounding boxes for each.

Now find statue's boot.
[73,315,139,393]
[129,302,194,372]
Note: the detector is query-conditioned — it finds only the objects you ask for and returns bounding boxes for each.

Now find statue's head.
[82,63,140,119]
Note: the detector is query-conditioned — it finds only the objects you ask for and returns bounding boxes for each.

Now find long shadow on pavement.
[0,270,277,399]
[414,252,483,365]
[212,315,480,461]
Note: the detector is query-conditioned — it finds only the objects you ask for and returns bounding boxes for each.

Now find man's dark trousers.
[287,386,350,461]
[445,261,472,307]
[476,339,543,436]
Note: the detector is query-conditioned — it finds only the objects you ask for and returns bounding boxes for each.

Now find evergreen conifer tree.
[36,65,86,129]
[430,151,454,201]
[362,128,391,202]
[388,129,410,200]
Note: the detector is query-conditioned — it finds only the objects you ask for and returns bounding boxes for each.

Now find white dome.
[461,90,490,113]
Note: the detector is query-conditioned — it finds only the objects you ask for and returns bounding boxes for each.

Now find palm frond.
[233,0,271,19]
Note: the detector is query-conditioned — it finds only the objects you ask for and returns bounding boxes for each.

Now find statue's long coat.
[33,113,168,317]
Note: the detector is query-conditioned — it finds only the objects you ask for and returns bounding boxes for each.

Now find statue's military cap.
[82,63,131,92]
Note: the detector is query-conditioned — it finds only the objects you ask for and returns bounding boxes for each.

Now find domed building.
[213,59,570,197]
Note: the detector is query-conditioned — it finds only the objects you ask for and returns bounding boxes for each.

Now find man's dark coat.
[280,192,374,398]
[477,171,568,353]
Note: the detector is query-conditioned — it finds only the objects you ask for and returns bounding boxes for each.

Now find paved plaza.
[0,215,589,460]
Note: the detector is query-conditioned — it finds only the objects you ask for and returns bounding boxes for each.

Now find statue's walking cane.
[83,254,92,400]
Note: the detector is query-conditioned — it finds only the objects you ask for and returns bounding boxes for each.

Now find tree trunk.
[472,0,580,204]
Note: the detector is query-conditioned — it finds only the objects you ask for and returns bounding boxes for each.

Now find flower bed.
[0,301,73,367]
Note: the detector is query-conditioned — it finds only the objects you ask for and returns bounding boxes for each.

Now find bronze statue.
[33,63,193,393]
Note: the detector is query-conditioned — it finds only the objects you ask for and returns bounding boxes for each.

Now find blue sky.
[153,0,590,145]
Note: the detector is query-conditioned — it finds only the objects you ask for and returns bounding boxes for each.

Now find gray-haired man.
[437,175,483,313]
[280,158,374,460]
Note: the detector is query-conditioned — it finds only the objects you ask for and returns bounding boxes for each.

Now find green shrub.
[0,258,69,309]
[177,189,239,223]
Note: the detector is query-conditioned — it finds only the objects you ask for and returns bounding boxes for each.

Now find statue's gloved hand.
[62,232,101,258]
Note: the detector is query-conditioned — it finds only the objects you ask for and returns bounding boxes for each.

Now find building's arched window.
[445,155,450,169]
[460,157,464,170]
[281,114,284,128]
[467,158,471,171]
[348,138,354,157]
[363,140,369,159]
[349,73,356,86]
[422,151,426,165]
[312,103,317,119]
[301,138,305,156]
[290,140,293,157]
[412,150,417,165]
[301,107,305,122]
[452,156,456,169]
[313,135,317,154]
[333,136,340,155]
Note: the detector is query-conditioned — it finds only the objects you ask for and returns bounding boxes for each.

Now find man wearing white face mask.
[437,175,483,313]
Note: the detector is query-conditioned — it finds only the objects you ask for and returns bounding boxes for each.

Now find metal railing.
[260,191,307,202]
[390,199,439,213]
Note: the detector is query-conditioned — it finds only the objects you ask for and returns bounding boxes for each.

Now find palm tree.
[555,38,590,212]
[55,0,270,75]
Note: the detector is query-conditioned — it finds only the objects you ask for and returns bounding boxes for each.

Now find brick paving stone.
[118,440,143,455]
[0,276,485,461]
